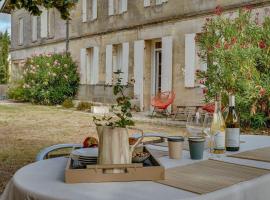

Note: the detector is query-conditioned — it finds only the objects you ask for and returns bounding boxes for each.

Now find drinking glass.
[186,112,204,137]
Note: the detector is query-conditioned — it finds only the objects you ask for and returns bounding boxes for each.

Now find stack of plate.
[71,148,98,165]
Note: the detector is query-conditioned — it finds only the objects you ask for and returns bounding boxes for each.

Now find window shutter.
[92,0,98,20]
[161,36,173,92]
[82,0,87,22]
[108,0,114,16]
[19,18,24,44]
[121,42,129,85]
[185,33,196,88]
[105,45,113,84]
[134,40,145,111]
[156,0,163,5]
[40,9,48,38]
[121,0,128,13]
[144,0,151,7]
[80,48,87,84]
[48,9,55,38]
[92,47,99,84]
[32,16,37,42]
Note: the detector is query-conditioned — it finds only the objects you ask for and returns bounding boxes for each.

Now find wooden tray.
[65,147,165,183]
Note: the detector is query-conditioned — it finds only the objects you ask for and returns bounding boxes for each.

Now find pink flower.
[214,6,223,16]
[259,41,266,49]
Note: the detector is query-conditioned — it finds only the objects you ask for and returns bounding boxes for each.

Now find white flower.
[64,75,68,79]
[64,64,68,68]
[46,63,50,67]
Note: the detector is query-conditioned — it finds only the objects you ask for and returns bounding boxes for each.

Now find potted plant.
[93,70,144,168]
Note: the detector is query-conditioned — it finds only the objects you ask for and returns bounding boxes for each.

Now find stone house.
[1,0,270,112]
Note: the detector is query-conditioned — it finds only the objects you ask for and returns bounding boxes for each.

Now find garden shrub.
[62,99,74,108]
[76,102,92,111]
[8,53,79,105]
[196,6,270,129]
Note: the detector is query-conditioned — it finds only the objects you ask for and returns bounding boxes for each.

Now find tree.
[196,6,270,129]
[0,31,10,84]
[1,0,77,20]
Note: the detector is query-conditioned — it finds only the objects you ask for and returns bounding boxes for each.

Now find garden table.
[1,135,270,200]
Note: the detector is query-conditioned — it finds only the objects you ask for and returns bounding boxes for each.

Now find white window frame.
[18,18,24,45]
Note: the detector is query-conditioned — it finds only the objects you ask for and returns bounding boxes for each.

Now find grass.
[0,102,186,193]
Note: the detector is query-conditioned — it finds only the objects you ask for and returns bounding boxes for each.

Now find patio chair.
[151,91,176,119]
[35,144,83,161]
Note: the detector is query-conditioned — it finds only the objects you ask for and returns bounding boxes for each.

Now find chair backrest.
[151,91,176,107]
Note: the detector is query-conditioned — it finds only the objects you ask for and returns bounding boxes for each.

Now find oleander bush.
[8,53,79,105]
[196,6,270,129]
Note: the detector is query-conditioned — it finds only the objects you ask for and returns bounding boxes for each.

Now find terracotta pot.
[96,126,144,173]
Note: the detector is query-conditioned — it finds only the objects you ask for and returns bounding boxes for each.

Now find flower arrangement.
[93,70,135,128]
[196,6,270,128]
[8,53,79,105]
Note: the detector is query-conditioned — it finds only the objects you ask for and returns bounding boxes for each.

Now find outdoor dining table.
[1,135,270,200]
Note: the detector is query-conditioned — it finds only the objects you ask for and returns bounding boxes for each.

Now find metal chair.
[35,144,83,161]
[151,91,176,119]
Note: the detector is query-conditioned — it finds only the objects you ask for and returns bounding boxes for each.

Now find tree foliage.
[1,0,77,20]
[196,7,270,129]
[0,31,10,84]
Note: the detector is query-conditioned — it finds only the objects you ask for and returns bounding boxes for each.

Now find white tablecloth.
[1,135,270,200]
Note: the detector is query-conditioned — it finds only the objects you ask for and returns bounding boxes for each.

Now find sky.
[0,1,11,34]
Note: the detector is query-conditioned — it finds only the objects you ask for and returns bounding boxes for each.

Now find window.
[80,47,100,85]
[144,0,168,7]
[184,33,207,88]
[105,43,129,85]
[40,9,48,38]
[18,18,24,45]
[31,16,38,42]
[40,8,54,38]
[82,0,98,22]
[108,0,127,16]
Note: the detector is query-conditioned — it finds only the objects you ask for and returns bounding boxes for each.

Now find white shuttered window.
[92,0,98,20]
[18,18,24,45]
[121,42,129,84]
[80,48,87,84]
[161,36,173,92]
[106,45,113,84]
[108,0,114,16]
[92,47,99,84]
[185,33,196,88]
[40,8,48,38]
[120,0,127,13]
[31,16,37,42]
[82,0,88,22]
[134,40,145,111]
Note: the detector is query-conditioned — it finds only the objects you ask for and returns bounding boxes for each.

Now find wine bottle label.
[214,131,225,149]
[226,128,240,147]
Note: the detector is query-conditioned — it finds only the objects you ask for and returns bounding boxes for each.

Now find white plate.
[71,148,98,157]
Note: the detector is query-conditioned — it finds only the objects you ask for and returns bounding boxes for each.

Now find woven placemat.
[156,160,269,194]
[228,147,270,163]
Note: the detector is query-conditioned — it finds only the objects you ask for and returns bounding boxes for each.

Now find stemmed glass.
[186,112,204,137]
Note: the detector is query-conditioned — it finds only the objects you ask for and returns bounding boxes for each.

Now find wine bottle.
[225,95,240,151]
[210,94,226,154]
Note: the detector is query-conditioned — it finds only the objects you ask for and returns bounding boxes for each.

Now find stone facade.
[2,0,270,111]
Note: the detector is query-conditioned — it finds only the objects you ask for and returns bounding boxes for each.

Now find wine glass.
[202,113,213,153]
[186,112,204,137]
